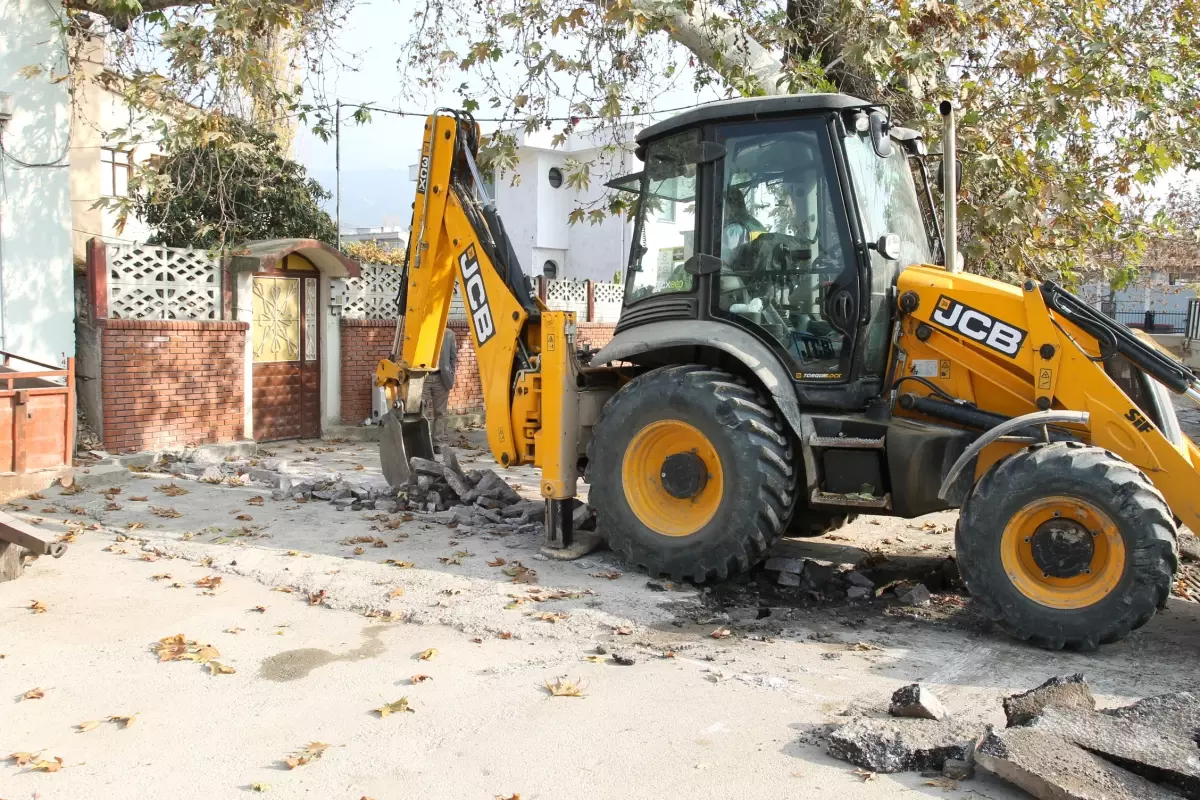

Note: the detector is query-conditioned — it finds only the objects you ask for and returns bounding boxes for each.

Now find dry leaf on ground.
[235,514,253,521]
[195,576,222,589]
[284,741,329,768]
[613,626,632,636]
[410,674,431,684]
[385,560,414,568]
[247,496,264,506]
[375,698,414,717]
[108,713,138,728]
[498,631,513,639]
[251,605,268,613]
[853,768,877,782]
[127,522,145,531]
[151,573,172,581]
[8,751,39,766]
[847,642,880,652]
[308,590,327,606]
[533,611,569,623]
[21,687,45,700]
[710,628,732,639]
[30,756,64,772]
[129,495,148,502]
[251,782,270,792]
[418,648,437,661]
[487,557,506,567]
[388,586,404,599]
[544,677,585,697]
[353,546,364,555]
[155,483,189,497]
[76,720,102,733]
[591,571,622,580]
[29,600,47,613]
[207,661,236,675]
[224,626,245,634]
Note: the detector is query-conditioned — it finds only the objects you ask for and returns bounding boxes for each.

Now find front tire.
[587,365,796,583]
[956,442,1177,650]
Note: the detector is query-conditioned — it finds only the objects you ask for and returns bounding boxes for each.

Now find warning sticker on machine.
[911,359,939,378]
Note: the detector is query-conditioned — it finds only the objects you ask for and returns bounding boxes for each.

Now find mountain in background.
[309,168,416,231]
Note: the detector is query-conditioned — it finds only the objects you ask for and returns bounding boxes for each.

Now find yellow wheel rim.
[621,420,724,537]
[999,496,1126,610]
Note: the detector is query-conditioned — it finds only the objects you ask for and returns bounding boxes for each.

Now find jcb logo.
[930,295,1027,358]
[458,245,496,346]
[1125,407,1154,433]
[415,154,431,195]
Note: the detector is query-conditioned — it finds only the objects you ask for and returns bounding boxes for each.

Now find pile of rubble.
[826,673,1200,799]
[405,455,596,536]
[764,555,953,606]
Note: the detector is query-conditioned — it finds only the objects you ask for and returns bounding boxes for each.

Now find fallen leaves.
[388,586,405,599]
[418,648,437,661]
[21,687,45,701]
[29,600,47,614]
[195,575,223,589]
[710,628,732,639]
[385,560,414,568]
[106,502,122,512]
[591,570,622,580]
[151,573,172,581]
[108,713,138,728]
[126,521,145,531]
[155,483,189,497]
[846,642,881,652]
[61,482,86,495]
[853,768,877,782]
[544,677,585,697]
[502,562,536,583]
[235,514,253,521]
[308,589,327,606]
[224,626,245,634]
[207,661,237,675]
[353,546,365,555]
[924,776,959,790]
[410,674,432,684]
[76,720,102,733]
[251,605,268,613]
[497,631,513,640]
[487,557,506,567]
[153,633,221,667]
[438,550,471,565]
[532,611,569,624]
[247,495,264,506]
[375,697,414,717]
[251,782,270,792]
[29,756,65,772]
[129,495,148,502]
[284,741,329,768]
[7,751,39,766]
[613,626,633,636]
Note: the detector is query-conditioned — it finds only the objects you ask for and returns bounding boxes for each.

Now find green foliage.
[401,0,1200,286]
[342,240,407,266]
[133,118,336,248]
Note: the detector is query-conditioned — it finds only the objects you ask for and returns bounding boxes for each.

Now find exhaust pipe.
[939,99,958,274]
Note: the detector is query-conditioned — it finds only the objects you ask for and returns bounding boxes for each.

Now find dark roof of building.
[636,93,873,144]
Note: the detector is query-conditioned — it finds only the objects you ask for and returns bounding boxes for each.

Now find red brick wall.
[99,319,247,452]
[339,319,616,422]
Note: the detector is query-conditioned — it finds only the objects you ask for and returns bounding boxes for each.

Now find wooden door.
[252,269,320,441]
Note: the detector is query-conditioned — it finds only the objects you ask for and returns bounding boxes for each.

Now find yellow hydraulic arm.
[374,110,589,549]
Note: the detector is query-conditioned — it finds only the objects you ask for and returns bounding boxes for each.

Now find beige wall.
[69,33,162,266]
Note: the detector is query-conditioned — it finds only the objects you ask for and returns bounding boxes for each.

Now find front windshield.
[624,131,698,303]
[843,136,934,268]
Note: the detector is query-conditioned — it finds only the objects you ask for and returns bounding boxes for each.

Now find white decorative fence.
[342,263,467,321]
[544,278,589,317]
[107,244,222,320]
[591,281,623,323]
[543,278,623,322]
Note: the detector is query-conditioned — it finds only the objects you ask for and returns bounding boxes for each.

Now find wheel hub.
[1030,517,1095,579]
[660,451,708,499]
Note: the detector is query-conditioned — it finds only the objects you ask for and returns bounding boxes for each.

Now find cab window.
[624,131,698,303]
[716,119,857,379]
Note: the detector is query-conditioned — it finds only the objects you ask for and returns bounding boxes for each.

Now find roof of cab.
[636,93,872,145]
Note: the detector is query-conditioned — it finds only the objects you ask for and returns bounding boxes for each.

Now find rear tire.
[956,441,1177,650]
[587,365,796,583]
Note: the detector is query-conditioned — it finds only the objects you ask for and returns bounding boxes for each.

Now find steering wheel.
[727,231,812,275]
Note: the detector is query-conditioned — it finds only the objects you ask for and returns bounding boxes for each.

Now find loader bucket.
[380,410,435,488]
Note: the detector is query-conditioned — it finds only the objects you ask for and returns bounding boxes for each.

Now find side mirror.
[935,158,963,195]
[871,233,902,261]
[869,110,893,158]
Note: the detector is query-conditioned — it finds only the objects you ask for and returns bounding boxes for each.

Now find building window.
[101,148,131,197]
[543,260,558,279]
[547,167,563,189]
[656,199,676,222]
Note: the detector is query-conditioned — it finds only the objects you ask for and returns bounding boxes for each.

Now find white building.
[0,0,75,367]
[410,126,654,284]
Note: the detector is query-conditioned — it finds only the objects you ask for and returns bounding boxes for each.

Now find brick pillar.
[586,280,595,322]
[85,237,108,320]
[537,275,547,301]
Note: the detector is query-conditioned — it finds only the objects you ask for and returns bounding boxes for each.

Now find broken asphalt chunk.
[1004,674,1095,728]
[889,684,948,721]
[975,726,1182,800]
[826,717,981,773]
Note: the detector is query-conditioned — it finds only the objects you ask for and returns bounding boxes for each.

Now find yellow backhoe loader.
[376,98,1200,650]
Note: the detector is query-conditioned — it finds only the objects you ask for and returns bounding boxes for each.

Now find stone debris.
[896,583,932,607]
[826,717,981,773]
[827,675,1196,800]
[1029,699,1200,799]
[1003,674,1095,728]
[888,684,948,721]
[843,570,875,589]
[764,557,805,575]
[974,726,1182,800]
